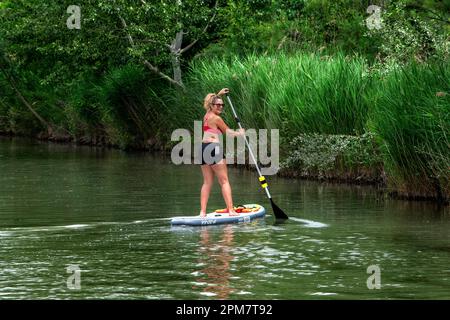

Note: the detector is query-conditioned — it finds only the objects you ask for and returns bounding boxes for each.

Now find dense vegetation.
[0,0,449,202]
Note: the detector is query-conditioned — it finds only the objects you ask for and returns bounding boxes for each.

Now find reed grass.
[177,53,449,200]
[368,62,450,200]
[185,53,371,135]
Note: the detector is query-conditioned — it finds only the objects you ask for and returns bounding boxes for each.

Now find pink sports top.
[203,114,222,135]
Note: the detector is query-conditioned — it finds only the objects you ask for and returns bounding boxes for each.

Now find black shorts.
[200,142,225,165]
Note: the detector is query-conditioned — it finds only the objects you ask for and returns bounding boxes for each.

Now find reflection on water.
[194,225,235,299]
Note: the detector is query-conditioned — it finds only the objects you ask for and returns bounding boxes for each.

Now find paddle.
[225,94,289,220]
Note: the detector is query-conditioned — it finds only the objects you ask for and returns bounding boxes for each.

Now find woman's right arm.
[217,88,230,96]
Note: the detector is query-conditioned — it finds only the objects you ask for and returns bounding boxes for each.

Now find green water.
[0,137,449,299]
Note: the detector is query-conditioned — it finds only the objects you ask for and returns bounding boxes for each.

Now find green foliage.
[205,0,377,58]
[1,0,128,86]
[66,64,176,149]
[280,132,382,175]
[179,52,449,197]
[97,64,158,148]
[295,0,374,54]
[103,0,216,69]
[366,0,450,67]
[0,0,449,199]
[186,53,370,135]
[215,0,282,55]
[368,61,450,194]
[66,74,104,135]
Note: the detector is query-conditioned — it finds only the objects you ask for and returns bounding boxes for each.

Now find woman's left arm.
[216,117,244,137]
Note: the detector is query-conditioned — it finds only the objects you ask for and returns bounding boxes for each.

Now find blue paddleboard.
[171,204,265,226]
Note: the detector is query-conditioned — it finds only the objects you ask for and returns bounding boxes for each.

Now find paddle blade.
[270,198,289,220]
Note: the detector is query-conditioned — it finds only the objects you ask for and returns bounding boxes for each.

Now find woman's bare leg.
[200,165,214,217]
[212,161,238,215]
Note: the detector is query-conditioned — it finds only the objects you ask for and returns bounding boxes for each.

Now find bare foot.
[228,210,239,216]
[200,211,206,218]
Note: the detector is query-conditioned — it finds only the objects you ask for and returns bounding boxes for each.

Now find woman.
[200,88,245,217]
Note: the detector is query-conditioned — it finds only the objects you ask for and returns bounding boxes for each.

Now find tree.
[105,0,219,87]
[0,41,53,133]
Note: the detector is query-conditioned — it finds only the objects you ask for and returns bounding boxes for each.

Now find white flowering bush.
[366,1,449,70]
[280,132,383,179]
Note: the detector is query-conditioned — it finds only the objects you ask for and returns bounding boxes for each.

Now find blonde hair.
[203,93,221,111]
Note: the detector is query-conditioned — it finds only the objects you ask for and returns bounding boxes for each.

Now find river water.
[0,138,449,299]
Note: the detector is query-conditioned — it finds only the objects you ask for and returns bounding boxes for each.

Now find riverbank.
[1,132,447,205]
[1,54,449,204]
[178,55,449,204]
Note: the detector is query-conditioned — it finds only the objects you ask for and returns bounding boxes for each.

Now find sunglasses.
[214,103,224,107]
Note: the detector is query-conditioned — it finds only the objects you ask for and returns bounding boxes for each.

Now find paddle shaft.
[225,95,272,200]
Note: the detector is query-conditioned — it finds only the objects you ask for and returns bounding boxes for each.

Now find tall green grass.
[2,51,448,200]
[368,63,450,200]
[185,53,371,136]
[178,53,449,200]
[67,64,173,149]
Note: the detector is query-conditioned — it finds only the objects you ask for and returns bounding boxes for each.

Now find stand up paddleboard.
[171,204,265,226]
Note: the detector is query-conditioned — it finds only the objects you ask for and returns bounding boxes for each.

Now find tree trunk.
[3,72,52,134]
[117,12,184,89]
[171,31,184,86]
[1,52,52,133]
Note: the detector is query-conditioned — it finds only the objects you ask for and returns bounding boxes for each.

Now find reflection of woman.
[195,225,234,299]
[200,88,245,217]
